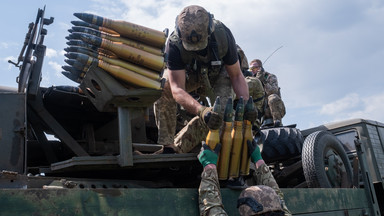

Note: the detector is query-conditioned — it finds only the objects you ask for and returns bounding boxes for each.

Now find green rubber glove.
[198,141,221,167]
[247,139,262,163]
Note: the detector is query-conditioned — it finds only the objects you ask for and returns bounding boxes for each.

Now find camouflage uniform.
[253,163,292,215]
[256,71,286,124]
[199,163,292,216]
[154,67,235,153]
[199,167,228,216]
[154,16,244,152]
[245,77,265,128]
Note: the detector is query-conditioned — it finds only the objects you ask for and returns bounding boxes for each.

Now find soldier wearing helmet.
[153,5,254,154]
[249,59,286,128]
[197,139,291,216]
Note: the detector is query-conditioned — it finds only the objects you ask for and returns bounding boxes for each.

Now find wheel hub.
[324,149,346,187]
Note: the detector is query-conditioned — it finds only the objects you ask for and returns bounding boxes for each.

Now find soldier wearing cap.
[153,5,254,154]
[249,59,286,128]
[197,140,292,216]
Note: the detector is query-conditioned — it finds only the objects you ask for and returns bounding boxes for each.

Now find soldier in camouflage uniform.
[197,140,292,216]
[236,47,265,130]
[153,5,252,153]
[249,59,285,127]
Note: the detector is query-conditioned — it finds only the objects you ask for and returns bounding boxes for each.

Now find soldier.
[197,140,292,216]
[249,59,286,128]
[153,5,253,154]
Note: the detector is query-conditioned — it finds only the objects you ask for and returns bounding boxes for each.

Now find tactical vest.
[168,19,229,83]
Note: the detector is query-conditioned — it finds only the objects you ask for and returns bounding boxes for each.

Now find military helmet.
[176,5,214,51]
[237,185,283,215]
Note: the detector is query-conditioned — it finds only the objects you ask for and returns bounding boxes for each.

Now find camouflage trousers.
[154,67,235,153]
[264,94,286,123]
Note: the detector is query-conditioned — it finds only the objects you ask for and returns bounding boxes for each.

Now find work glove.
[244,102,257,123]
[247,139,262,163]
[198,141,221,168]
[198,106,223,130]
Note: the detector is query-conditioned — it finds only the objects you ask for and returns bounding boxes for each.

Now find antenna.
[263,45,283,65]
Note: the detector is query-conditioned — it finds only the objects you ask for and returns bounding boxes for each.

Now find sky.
[0,0,383,130]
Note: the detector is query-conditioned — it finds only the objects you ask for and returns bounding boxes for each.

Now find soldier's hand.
[198,141,221,167]
[198,106,223,130]
[247,139,262,163]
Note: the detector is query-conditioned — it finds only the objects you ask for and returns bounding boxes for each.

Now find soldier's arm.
[167,68,204,115]
[253,161,292,216]
[248,140,292,215]
[199,164,228,216]
[225,60,249,100]
[265,73,279,96]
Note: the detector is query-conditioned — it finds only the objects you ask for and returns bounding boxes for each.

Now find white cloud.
[59,50,66,56]
[2,56,16,63]
[346,93,384,121]
[0,42,9,49]
[320,93,360,115]
[0,41,19,50]
[46,48,58,58]
[48,61,63,77]
[314,92,384,125]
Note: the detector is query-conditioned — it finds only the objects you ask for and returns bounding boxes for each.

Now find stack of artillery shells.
[62,13,168,90]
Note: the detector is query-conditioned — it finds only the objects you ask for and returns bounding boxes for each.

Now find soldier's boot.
[273,119,282,127]
[261,118,274,129]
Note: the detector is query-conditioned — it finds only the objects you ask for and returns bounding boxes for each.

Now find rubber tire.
[302,130,353,188]
[259,127,304,163]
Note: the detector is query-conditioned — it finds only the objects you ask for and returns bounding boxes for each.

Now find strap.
[209,33,221,66]
[253,95,265,103]
[237,197,264,213]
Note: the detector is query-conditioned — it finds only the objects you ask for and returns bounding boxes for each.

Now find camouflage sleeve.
[253,163,292,216]
[264,73,279,96]
[198,166,228,216]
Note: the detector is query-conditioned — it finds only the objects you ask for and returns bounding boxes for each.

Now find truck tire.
[259,127,304,163]
[302,130,353,188]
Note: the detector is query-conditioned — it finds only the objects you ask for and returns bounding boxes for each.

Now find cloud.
[317,92,384,125]
[41,61,62,87]
[48,61,63,77]
[2,56,16,63]
[0,42,9,49]
[347,92,384,121]
[320,93,360,115]
[46,48,58,58]
[59,50,66,56]
[0,41,19,50]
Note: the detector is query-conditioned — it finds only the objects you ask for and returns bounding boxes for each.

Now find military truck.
[0,7,383,215]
